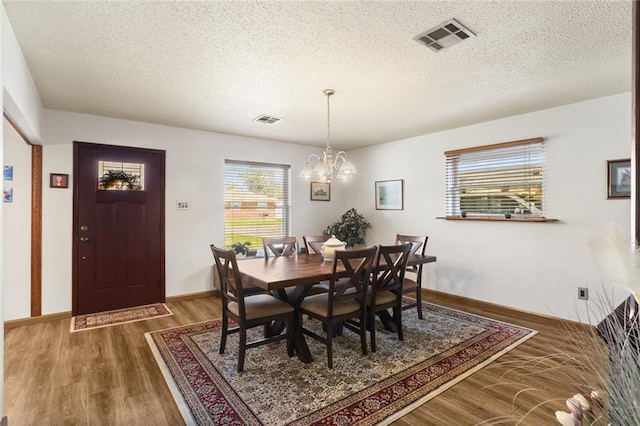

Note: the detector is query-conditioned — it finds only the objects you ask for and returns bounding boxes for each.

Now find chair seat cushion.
[402,278,419,291]
[228,294,294,320]
[300,293,361,318]
[367,289,397,306]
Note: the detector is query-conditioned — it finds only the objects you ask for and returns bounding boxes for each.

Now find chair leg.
[360,324,369,356]
[359,310,368,356]
[219,314,228,354]
[286,316,294,357]
[237,327,247,373]
[369,311,377,353]
[416,288,423,319]
[327,322,333,369]
[395,305,404,341]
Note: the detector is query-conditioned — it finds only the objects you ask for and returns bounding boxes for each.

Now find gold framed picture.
[310,181,330,201]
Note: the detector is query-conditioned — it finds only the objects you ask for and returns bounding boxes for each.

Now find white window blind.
[224,160,291,252]
[445,138,544,217]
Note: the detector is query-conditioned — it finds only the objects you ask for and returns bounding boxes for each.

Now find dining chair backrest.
[394,234,429,319]
[210,244,246,312]
[327,246,377,312]
[303,235,330,255]
[372,243,411,295]
[395,234,428,256]
[262,236,298,258]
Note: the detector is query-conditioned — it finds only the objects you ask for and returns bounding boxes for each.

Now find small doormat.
[146,301,537,425]
[70,303,173,332]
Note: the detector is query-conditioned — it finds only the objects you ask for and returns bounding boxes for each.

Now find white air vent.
[253,115,282,124]
[414,19,475,52]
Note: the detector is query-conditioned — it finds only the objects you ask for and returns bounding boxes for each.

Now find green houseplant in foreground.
[324,208,371,248]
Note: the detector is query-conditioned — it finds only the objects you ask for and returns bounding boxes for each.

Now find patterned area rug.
[146,302,536,425]
[70,303,173,332]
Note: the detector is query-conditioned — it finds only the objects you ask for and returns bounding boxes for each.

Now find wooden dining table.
[237,252,437,363]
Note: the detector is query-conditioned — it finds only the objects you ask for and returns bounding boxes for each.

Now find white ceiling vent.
[414,19,475,53]
[253,115,282,124]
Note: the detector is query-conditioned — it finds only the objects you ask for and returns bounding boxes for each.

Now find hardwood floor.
[4,292,602,425]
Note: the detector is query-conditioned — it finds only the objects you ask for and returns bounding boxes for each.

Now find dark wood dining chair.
[210,244,295,373]
[263,236,327,298]
[262,236,298,258]
[395,234,429,319]
[298,246,377,368]
[368,243,411,352]
[302,235,330,255]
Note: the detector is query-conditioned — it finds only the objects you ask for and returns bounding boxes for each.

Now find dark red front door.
[73,142,165,315]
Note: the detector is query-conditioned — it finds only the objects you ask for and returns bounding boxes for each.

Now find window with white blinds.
[445,138,544,218]
[224,160,291,253]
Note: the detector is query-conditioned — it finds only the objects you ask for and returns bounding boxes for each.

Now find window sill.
[235,254,264,260]
[437,215,558,223]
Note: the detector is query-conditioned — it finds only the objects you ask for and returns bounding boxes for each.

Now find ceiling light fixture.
[298,89,356,182]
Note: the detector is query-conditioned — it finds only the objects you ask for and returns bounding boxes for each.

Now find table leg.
[271,284,315,363]
[264,288,289,337]
[376,309,397,332]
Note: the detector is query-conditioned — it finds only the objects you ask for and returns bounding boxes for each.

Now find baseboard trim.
[422,288,593,330]
[4,288,588,332]
[166,290,217,303]
[4,291,218,331]
[4,311,71,332]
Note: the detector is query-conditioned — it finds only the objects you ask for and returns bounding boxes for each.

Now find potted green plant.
[324,208,371,248]
[231,241,252,257]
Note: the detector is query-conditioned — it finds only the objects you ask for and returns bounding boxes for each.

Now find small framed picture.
[310,181,330,201]
[607,159,631,199]
[50,173,69,189]
[3,188,12,203]
[375,179,404,210]
[3,166,13,181]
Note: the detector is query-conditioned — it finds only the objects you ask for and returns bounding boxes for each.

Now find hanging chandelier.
[298,89,356,181]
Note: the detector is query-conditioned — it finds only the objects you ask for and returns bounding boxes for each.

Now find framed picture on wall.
[607,159,631,199]
[50,173,69,189]
[3,166,13,181]
[375,179,404,210]
[310,181,330,201]
[3,188,12,203]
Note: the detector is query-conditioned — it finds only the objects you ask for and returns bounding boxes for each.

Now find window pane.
[98,161,144,190]
[224,160,290,255]
[446,140,544,217]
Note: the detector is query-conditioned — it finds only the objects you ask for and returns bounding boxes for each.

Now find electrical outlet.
[176,201,190,210]
[578,287,589,300]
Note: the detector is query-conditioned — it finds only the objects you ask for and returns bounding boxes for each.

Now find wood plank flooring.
[4,292,602,425]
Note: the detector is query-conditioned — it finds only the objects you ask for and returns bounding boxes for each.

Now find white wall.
[345,93,632,322]
[38,110,348,316]
[1,6,42,143]
[3,94,632,324]
[32,94,632,322]
[2,121,31,320]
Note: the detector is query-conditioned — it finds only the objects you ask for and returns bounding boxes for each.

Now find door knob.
[79,237,89,242]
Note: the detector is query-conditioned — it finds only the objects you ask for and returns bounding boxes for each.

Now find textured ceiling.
[2,1,632,150]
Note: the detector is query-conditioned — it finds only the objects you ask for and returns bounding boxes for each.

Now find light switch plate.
[176,201,190,210]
